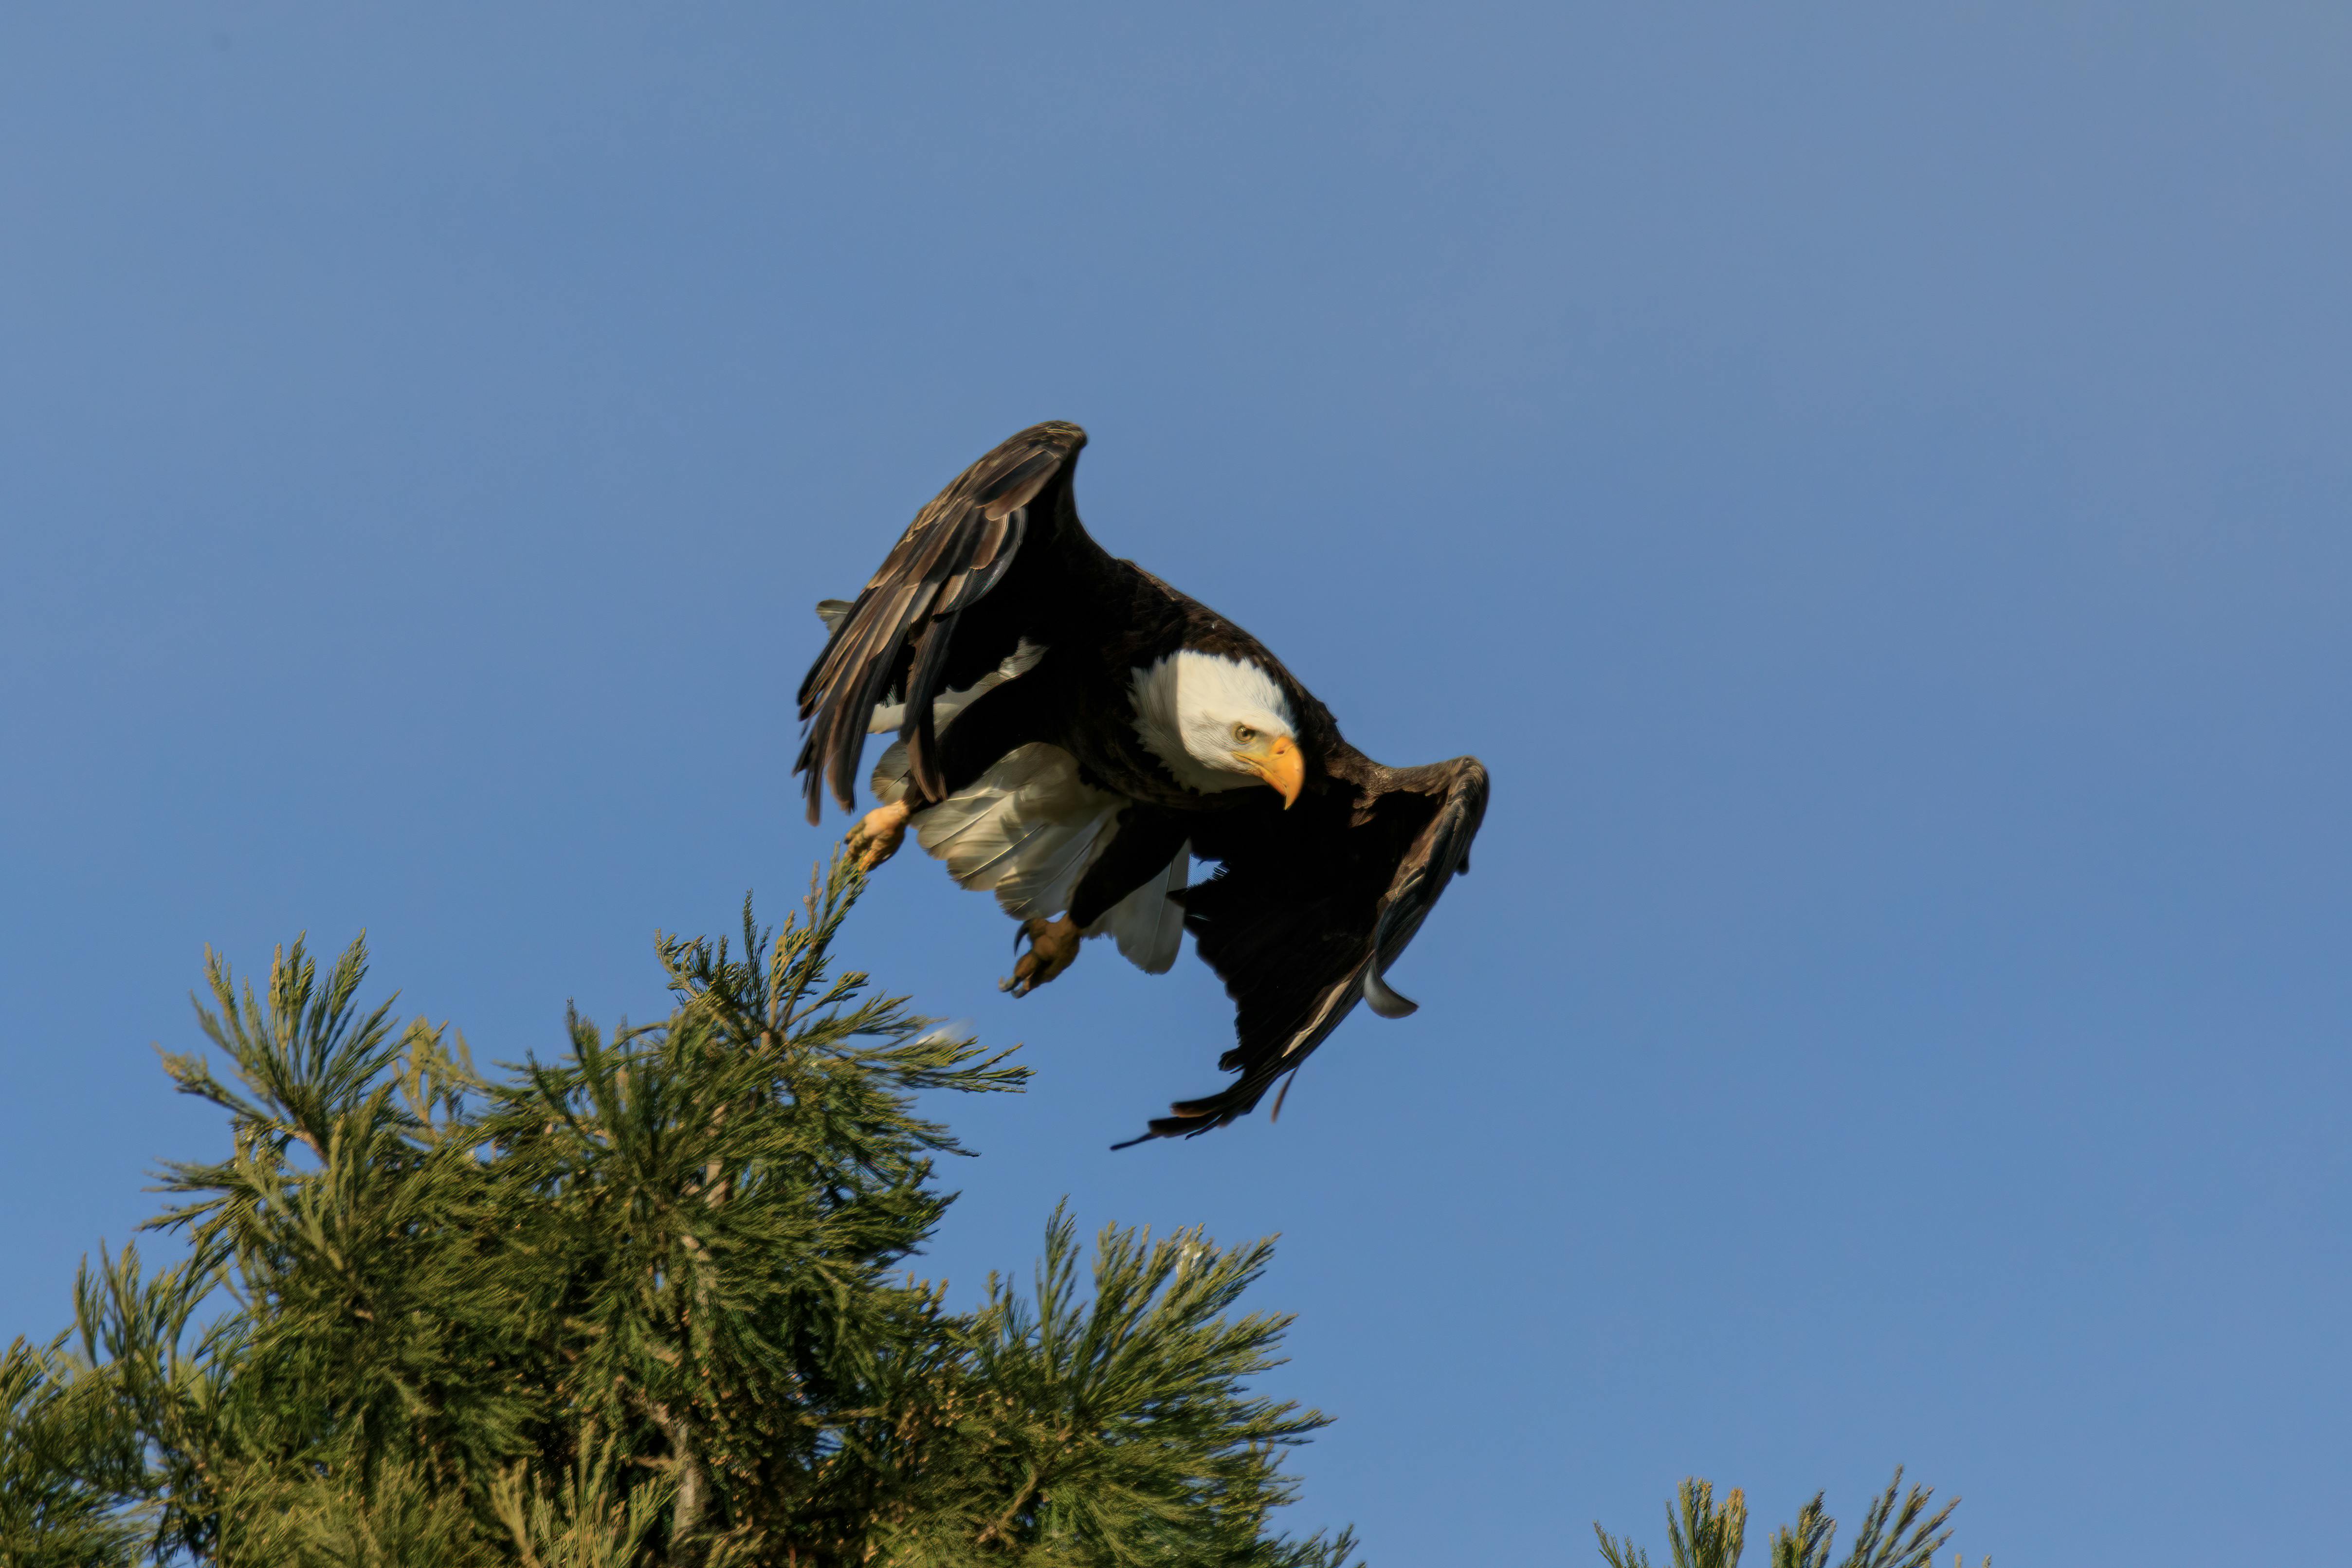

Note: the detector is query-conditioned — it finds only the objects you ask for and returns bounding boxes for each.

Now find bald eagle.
[797,421,1487,1144]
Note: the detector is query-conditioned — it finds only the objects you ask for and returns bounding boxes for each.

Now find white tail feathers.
[1090,842,1189,973]
[860,642,1184,975]
[898,743,1185,972]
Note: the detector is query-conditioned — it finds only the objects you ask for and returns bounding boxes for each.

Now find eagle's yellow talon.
[846,799,913,872]
[1003,915,1081,996]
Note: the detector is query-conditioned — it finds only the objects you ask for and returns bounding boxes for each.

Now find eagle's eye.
[1233,724,1256,744]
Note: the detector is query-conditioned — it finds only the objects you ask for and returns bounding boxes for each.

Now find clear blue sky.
[4,6,2346,1561]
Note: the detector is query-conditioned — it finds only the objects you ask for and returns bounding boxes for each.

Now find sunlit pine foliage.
[1,851,1356,1568]
[1595,1470,1988,1568]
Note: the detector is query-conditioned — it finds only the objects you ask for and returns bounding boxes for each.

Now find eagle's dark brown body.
[797,421,1487,1142]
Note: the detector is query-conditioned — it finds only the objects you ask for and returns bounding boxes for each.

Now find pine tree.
[1594,1471,1987,1568]
[0,852,1358,1567]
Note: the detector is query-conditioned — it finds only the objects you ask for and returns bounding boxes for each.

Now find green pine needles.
[1,852,1356,1567]
[1595,1473,1987,1568]
[3,850,1990,1566]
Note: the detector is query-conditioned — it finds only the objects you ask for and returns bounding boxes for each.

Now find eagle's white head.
[1130,650,1305,806]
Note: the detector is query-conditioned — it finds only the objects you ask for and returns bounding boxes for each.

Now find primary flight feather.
[797,421,1488,1144]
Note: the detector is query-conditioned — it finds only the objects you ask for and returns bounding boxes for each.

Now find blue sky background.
[4,6,2347,1561]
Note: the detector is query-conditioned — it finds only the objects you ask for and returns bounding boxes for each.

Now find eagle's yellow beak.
[1237,733,1304,809]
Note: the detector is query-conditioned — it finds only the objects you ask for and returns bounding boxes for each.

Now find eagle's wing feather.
[1364,755,1489,1012]
[796,421,1088,820]
[1118,755,1489,1145]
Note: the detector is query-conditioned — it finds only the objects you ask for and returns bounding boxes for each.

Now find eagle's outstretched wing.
[1118,754,1489,1145]
[796,421,1089,820]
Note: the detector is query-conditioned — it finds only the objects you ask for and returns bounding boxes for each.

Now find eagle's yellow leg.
[846,798,912,872]
[1002,915,1080,997]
